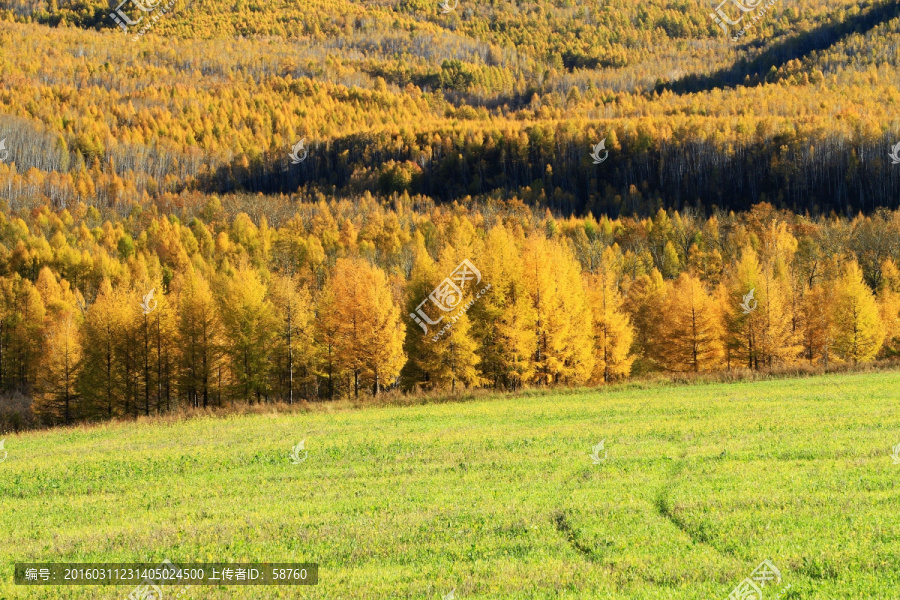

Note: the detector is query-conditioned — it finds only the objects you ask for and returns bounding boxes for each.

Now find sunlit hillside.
[0,0,898,213]
[1,0,900,422]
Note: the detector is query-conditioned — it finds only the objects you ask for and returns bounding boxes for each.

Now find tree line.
[1,197,899,428]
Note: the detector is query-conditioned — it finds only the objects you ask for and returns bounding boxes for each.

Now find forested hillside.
[0,0,898,214]
[1,0,900,428]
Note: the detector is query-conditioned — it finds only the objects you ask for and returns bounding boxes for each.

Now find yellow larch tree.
[586,246,634,383]
[800,284,832,365]
[132,275,175,416]
[268,272,316,403]
[404,239,482,392]
[77,278,126,418]
[175,267,225,408]
[218,264,278,404]
[721,246,801,370]
[34,268,82,425]
[722,246,762,369]
[877,258,900,356]
[522,234,594,385]
[622,267,666,373]
[35,312,82,425]
[470,224,536,390]
[755,268,801,368]
[830,261,884,363]
[402,236,441,388]
[150,283,180,413]
[318,257,405,398]
[660,272,723,372]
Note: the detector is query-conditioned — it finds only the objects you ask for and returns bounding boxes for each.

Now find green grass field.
[2,371,899,599]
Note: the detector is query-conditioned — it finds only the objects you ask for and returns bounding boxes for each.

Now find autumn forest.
[1,198,900,428]
[1,0,899,428]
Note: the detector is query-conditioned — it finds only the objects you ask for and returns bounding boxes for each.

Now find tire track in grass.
[546,386,677,568]
[652,454,733,557]
[542,387,630,567]
[548,384,729,575]
[547,384,665,564]
[550,509,598,562]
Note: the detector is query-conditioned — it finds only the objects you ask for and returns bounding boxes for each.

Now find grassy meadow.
[2,371,899,599]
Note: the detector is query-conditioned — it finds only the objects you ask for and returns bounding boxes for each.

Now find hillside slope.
[0,0,899,214]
